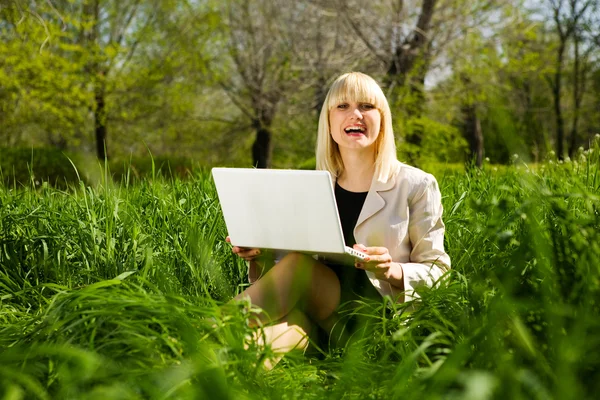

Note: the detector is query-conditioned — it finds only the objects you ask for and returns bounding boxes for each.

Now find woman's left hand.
[353,244,404,289]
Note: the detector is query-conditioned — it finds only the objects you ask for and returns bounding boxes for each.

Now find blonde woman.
[226,72,450,363]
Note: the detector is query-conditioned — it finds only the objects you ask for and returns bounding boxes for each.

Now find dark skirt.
[310,263,382,354]
[326,263,381,303]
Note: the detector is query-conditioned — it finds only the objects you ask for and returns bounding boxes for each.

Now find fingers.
[354,244,391,262]
[354,244,392,272]
[353,243,367,252]
[355,260,393,270]
[365,253,393,264]
[354,244,389,256]
[232,246,261,261]
[226,237,260,260]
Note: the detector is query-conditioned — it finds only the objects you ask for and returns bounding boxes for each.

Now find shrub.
[108,155,198,182]
[297,157,316,170]
[0,147,81,189]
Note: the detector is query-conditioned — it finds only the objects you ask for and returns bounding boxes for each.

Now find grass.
[1,138,600,399]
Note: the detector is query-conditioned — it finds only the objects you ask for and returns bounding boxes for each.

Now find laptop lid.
[211,168,347,254]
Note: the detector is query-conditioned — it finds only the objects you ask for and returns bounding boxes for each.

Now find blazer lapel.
[355,174,395,229]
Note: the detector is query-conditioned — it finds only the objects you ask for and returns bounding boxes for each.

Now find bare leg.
[234,252,341,326]
[230,253,341,368]
[254,308,312,369]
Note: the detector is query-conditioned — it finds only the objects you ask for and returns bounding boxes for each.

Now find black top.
[335,182,368,246]
[330,182,379,302]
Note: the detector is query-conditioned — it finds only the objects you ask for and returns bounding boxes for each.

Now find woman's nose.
[352,107,363,119]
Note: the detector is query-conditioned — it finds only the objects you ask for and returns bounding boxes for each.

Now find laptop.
[211,168,368,265]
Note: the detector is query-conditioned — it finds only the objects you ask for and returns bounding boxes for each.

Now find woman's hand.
[226,236,261,261]
[353,244,404,290]
[226,236,273,283]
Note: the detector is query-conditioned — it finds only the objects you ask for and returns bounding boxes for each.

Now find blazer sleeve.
[398,174,451,302]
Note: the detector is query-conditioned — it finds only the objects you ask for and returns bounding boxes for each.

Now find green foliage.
[1,139,600,398]
[480,95,530,163]
[0,147,82,188]
[418,162,465,178]
[108,155,198,182]
[1,0,599,168]
[0,168,243,305]
[297,157,316,170]
[0,3,91,148]
[0,0,600,167]
[272,113,319,168]
[0,0,224,159]
[397,116,469,165]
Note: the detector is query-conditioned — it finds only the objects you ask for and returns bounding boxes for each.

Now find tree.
[338,0,438,153]
[336,0,506,161]
[216,0,300,168]
[567,1,599,156]
[298,0,364,114]
[495,4,555,161]
[435,30,500,167]
[546,0,595,159]
[0,2,90,149]
[101,0,222,158]
[73,0,166,160]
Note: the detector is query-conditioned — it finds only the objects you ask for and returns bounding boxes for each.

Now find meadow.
[1,139,600,399]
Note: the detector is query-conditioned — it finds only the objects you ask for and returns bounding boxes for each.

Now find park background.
[1,0,599,177]
[1,1,600,399]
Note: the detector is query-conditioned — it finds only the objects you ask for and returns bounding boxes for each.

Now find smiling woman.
[329,100,381,147]
[317,72,397,185]
[226,71,451,368]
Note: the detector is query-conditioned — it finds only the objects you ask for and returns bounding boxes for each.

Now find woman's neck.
[337,149,376,192]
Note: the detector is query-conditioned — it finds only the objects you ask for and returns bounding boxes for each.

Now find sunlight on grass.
[1,137,599,398]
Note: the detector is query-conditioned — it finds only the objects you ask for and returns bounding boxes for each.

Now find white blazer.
[349,160,451,302]
[248,161,451,303]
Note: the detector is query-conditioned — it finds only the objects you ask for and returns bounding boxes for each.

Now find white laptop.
[211,168,368,265]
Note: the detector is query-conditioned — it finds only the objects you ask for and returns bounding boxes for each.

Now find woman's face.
[329,100,381,152]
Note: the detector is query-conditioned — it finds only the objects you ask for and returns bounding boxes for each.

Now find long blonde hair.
[315,72,398,182]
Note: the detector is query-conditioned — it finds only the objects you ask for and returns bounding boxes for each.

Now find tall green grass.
[1,137,599,399]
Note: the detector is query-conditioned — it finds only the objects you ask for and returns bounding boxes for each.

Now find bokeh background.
[1,0,599,179]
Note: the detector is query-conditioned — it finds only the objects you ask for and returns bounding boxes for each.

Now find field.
[1,141,600,399]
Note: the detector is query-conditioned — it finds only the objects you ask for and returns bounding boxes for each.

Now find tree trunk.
[568,32,582,157]
[385,0,436,159]
[314,74,327,114]
[385,0,436,86]
[48,132,68,150]
[252,120,272,168]
[81,0,108,161]
[462,104,484,168]
[405,74,426,147]
[95,85,108,160]
[552,41,566,160]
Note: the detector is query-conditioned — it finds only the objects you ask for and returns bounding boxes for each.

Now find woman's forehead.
[332,94,375,102]
[328,91,381,107]
[326,73,388,110]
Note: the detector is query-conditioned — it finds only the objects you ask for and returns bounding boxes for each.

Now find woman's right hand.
[225,236,261,261]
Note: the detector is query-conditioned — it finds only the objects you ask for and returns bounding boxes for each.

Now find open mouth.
[344,126,366,135]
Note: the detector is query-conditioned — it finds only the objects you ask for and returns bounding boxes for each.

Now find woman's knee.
[307,272,340,321]
[273,252,341,321]
[276,252,320,281]
[280,252,314,267]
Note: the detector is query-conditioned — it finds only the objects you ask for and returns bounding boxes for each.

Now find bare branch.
[111,9,157,73]
[218,81,255,120]
[409,0,437,48]
[114,0,143,46]
[337,0,389,65]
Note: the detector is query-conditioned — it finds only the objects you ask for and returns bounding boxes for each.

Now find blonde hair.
[316,72,398,183]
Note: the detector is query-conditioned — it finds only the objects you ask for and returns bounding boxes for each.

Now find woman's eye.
[337,103,348,109]
[360,103,375,110]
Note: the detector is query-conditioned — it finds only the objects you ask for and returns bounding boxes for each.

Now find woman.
[226,71,450,363]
